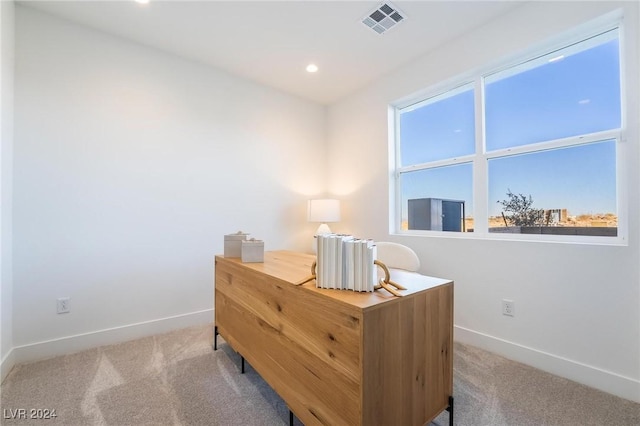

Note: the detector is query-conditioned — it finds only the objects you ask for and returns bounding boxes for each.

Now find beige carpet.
[1,324,638,425]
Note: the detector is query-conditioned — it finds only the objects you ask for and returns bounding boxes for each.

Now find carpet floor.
[1,324,638,425]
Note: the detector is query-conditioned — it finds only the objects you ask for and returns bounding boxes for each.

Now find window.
[393,26,622,240]
[397,85,475,232]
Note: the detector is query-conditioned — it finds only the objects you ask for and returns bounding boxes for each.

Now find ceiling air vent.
[362,2,406,35]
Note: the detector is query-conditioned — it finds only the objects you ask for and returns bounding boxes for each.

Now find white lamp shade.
[307,199,341,223]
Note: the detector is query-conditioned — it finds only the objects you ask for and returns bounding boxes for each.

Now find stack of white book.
[316,234,377,292]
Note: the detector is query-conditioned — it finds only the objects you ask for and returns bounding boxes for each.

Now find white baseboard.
[1,347,16,383]
[11,309,214,366]
[455,325,640,403]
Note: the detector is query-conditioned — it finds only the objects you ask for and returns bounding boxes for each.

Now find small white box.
[224,231,249,257]
[241,239,264,263]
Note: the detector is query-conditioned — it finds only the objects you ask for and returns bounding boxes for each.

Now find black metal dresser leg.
[447,395,454,426]
[213,326,218,350]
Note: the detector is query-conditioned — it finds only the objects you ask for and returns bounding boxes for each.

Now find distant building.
[544,209,568,225]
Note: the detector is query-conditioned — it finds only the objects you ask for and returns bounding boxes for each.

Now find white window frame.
[390,16,627,245]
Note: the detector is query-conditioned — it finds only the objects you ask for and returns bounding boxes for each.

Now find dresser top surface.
[215,250,452,310]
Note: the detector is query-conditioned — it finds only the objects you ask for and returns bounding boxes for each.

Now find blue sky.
[399,34,620,220]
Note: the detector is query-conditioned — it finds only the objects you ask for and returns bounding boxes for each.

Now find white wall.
[1,0,15,381]
[327,2,640,402]
[12,6,326,361]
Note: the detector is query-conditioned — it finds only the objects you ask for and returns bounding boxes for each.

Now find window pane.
[400,163,473,232]
[485,31,620,151]
[488,141,616,236]
[399,86,475,165]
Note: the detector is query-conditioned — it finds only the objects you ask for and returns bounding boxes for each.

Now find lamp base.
[316,223,332,235]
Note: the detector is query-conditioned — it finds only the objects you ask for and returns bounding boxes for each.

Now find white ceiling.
[21,0,525,105]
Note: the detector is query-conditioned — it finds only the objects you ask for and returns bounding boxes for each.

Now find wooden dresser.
[214,250,453,426]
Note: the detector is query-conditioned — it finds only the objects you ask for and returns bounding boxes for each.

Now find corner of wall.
[1,0,15,376]
[1,348,15,383]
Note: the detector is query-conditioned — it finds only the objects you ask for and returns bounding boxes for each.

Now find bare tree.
[498,190,544,227]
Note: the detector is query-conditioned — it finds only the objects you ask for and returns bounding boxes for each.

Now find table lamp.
[307,199,341,235]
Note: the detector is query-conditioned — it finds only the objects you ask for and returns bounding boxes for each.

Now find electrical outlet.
[57,297,70,314]
[502,299,514,317]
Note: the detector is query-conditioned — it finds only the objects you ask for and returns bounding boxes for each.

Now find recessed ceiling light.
[306,64,318,73]
[135,0,150,4]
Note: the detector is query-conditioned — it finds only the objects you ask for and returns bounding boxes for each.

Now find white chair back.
[375,242,420,272]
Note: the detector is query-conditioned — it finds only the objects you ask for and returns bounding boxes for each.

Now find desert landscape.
[476,213,618,231]
[401,213,618,232]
